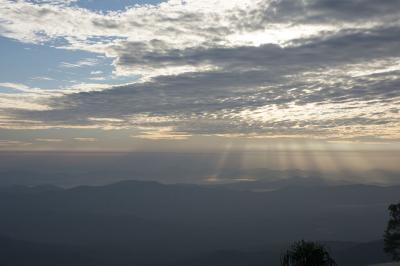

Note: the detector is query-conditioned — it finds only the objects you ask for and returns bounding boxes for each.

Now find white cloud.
[0,140,32,147]
[90,70,103,75]
[0,94,50,110]
[132,127,191,140]
[2,0,395,77]
[0,82,30,92]
[0,0,400,142]
[89,77,106,81]
[59,58,98,68]
[31,76,55,81]
[36,138,63,142]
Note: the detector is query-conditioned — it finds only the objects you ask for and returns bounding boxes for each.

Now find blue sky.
[0,35,138,93]
[0,0,399,150]
[0,0,160,92]
[0,36,102,90]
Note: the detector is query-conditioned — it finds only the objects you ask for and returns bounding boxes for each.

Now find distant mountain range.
[0,179,398,265]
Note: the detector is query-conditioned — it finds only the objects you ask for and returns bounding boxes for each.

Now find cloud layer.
[0,0,399,141]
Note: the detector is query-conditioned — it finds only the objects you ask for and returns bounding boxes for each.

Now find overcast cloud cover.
[0,0,399,144]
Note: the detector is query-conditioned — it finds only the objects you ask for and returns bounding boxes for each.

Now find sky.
[0,0,399,151]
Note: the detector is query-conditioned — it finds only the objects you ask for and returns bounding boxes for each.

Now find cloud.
[89,77,106,81]
[0,82,30,92]
[59,58,98,68]
[0,94,50,111]
[1,0,397,75]
[31,76,55,81]
[27,0,78,6]
[36,138,63,142]
[90,71,103,75]
[0,140,32,147]
[132,127,191,140]
[0,0,400,141]
[73,137,97,142]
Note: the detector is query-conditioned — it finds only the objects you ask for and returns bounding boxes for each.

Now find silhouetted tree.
[280,240,336,266]
[384,202,400,261]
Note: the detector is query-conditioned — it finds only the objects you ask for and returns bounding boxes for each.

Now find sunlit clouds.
[0,0,399,148]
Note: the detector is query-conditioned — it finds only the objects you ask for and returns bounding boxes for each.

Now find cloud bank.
[0,0,399,141]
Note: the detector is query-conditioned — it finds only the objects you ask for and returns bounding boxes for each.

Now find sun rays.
[202,138,400,185]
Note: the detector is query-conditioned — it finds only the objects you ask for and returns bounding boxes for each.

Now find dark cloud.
[92,18,120,29]
[264,0,400,24]
[3,0,400,139]
[112,26,400,72]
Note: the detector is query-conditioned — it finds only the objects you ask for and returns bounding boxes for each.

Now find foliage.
[384,202,400,261]
[281,240,337,266]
